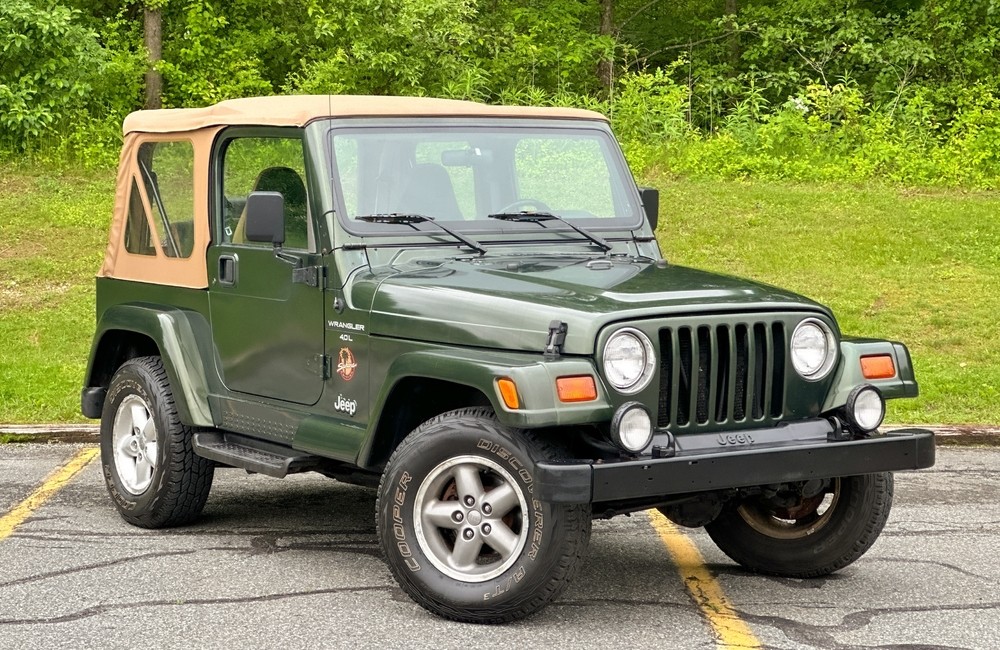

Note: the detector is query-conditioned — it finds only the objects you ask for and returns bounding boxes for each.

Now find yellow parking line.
[0,447,99,542]
[649,509,762,649]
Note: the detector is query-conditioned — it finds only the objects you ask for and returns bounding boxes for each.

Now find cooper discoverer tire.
[376,407,591,623]
[100,356,214,528]
[705,472,894,578]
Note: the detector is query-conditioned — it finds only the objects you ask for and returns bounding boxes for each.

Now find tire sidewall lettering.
[381,420,558,609]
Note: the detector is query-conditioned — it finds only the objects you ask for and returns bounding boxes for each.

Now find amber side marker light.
[497,378,520,409]
[861,355,896,380]
[556,376,598,402]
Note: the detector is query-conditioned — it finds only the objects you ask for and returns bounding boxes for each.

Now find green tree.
[0,0,105,149]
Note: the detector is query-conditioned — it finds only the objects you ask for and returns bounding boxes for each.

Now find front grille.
[657,320,786,429]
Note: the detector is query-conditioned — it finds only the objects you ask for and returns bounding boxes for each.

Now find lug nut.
[463,495,475,507]
[463,528,475,540]
[482,523,492,535]
[452,511,464,523]
[482,503,492,515]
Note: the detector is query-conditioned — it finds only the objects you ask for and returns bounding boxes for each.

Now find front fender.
[83,304,215,426]
[382,349,612,428]
[822,338,919,412]
[353,348,613,467]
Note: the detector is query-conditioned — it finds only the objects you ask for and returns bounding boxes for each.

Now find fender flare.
[83,304,215,427]
[354,348,611,467]
[823,339,919,412]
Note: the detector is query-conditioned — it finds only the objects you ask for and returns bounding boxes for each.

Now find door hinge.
[292,265,326,288]
[308,354,331,379]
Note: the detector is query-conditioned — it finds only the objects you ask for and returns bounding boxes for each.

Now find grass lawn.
[1,164,997,424]
[0,167,111,422]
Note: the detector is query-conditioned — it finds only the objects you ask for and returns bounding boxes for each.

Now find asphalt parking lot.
[1,440,998,649]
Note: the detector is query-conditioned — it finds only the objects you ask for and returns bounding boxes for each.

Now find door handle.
[218,254,238,286]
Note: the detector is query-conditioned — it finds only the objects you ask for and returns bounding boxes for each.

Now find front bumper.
[535,420,935,504]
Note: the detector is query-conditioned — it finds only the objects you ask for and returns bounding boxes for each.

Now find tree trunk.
[144,6,163,110]
[725,0,740,66]
[597,0,614,97]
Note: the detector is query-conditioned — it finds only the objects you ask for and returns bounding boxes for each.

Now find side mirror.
[245,191,285,245]
[638,186,659,231]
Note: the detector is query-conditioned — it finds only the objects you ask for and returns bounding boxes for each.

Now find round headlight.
[603,328,656,393]
[845,385,885,433]
[611,403,653,453]
[790,318,837,380]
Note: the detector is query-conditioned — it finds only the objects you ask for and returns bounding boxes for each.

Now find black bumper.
[535,421,935,504]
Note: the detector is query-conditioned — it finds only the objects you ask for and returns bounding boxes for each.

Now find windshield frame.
[323,117,645,239]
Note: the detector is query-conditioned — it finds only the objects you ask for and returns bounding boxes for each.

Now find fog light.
[611,402,653,453]
[845,385,885,433]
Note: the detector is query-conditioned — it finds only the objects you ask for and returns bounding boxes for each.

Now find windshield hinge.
[543,320,568,360]
[292,265,326,289]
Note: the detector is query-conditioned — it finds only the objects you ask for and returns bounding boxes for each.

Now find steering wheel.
[497,198,552,213]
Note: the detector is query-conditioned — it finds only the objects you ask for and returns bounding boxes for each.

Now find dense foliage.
[3,0,1000,186]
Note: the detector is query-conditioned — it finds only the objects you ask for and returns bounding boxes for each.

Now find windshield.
[329,122,642,236]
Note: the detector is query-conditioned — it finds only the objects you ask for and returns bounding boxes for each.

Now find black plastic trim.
[81,387,107,419]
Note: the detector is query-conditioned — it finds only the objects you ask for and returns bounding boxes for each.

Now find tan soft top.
[123,95,608,134]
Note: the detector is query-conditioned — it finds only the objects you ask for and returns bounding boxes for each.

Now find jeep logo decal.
[334,394,358,416]
[716,433,755,446]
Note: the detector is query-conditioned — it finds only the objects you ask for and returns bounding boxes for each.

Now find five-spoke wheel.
[377,407,591,623]
[414,456,528,582]
[111,394,160,494]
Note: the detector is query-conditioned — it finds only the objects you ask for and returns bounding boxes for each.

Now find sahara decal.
[337,347,358,381]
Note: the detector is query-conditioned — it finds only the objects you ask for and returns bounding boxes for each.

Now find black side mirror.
[245,191,285,245]
[638,186,659,231]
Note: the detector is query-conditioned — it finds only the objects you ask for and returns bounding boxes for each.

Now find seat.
[396,163,463,220]
[233,166,309,247]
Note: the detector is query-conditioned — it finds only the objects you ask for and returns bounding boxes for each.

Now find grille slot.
[658,320,786,429]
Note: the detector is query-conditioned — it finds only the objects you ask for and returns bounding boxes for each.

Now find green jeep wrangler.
[82,95,934,623]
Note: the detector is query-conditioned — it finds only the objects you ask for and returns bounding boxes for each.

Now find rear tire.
[705,473,893,577]
[100,356,214,528]
[376,407,591,623]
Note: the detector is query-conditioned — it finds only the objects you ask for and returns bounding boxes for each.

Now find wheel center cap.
[467,510,483,526]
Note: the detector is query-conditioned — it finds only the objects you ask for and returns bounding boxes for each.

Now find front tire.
[705,473,893,577]
[100,356,214,528]
[376,408,591,623]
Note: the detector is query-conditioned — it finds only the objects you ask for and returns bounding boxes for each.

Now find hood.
[362,255,830,354]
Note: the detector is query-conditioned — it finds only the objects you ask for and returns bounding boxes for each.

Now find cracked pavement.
[0,443,997,649]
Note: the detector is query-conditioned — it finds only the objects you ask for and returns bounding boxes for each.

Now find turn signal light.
[861,355,896,379]
[556,376,598,402]
[497,378,520,410]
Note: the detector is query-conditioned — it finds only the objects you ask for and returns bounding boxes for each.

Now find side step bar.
[192,431,321,478]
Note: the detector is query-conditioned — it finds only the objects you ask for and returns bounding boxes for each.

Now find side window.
[124,178,155,256]
[222,136,310,250]
[137,141,195,258]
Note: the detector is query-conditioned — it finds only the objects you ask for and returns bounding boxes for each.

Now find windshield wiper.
[357,213,487,255]
[488,212,612,253]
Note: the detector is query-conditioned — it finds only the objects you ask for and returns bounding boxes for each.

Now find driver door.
[207,128,325,406]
